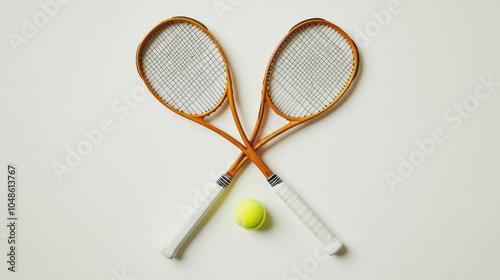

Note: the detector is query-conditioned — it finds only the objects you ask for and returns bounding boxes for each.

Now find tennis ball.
[234,198,266,230]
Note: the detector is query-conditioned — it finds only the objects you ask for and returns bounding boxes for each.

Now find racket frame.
[136,17,273,178]
[227,18,359,176]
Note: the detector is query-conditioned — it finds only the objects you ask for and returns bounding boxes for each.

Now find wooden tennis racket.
[136,17,359,259]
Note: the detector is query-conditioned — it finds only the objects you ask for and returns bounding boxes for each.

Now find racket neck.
[225,88,267,178]
[248,90,267,145]
[192,117,273,178]
[224,84,274,178]
[227,120,301,177]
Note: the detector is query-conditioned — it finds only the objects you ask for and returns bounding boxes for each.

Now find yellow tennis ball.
[234,198,266,230]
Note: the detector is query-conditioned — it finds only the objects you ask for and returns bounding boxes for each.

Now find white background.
[1,0,500,279]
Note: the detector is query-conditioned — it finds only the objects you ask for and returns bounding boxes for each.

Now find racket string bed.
[140,21,227,115]
[268,24,355,118]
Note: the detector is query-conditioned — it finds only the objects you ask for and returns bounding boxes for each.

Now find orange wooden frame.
[136,17,274,178]
[226,18,359,177]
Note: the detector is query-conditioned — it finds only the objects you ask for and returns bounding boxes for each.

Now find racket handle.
[160,174,230,259]
[271,177,343,255]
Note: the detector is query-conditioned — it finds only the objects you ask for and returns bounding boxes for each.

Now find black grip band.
[267,174,283,187]
[216,174,232,188]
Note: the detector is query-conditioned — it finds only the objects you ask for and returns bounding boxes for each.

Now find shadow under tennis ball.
[257,207,273,231]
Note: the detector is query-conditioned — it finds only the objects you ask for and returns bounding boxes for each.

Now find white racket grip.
[160,174,230,259]
[273,180,343,255]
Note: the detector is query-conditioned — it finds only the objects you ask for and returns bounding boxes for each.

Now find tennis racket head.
[136,17,230,118]
[264,18,359,121]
